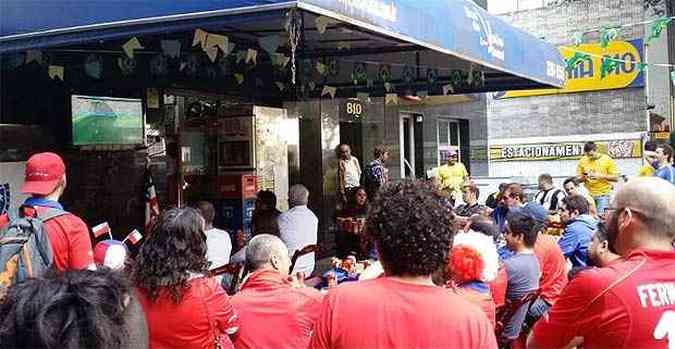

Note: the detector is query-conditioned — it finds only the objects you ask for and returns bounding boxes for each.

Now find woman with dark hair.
[133,207,238,349]
[251,190,281,237]
[0,268,148,349]
[336,187,369,258]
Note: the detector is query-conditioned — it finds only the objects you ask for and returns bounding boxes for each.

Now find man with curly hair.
[309,180,497,349]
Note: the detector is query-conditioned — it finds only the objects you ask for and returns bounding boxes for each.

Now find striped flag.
[144,165,160,235]
[123,229,143,245]
[92,222,111,238]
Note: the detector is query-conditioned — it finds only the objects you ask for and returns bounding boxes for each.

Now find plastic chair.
[495,290,540,349]
[208,262,243,295]
[289,244,320,275]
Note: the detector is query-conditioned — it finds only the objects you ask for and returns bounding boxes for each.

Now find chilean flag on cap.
[124,229,143,245]
[92,222,111,238]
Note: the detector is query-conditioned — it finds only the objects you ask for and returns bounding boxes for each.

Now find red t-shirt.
[36,207,95,271]
[531,249,675,349]
[490,268,508,308]
[533,234,568,305]
[136,276,238,349]
[309,277,497,349]
[450,285,497,328]
[231,270,323,349]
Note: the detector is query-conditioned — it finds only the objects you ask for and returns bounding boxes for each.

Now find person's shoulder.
[50,212,88,232]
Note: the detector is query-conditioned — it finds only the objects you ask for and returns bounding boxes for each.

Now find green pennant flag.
[646,17,672,45]
[565,52,590,70]
[637,63,648,73]
[600,56,619,79]
[573,32,584,47]
[600,26,621,48]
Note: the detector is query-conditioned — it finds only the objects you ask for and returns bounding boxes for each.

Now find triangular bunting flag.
[337,41,352,50]
[122,37,143,59]
[384,82,393,92]
[205,33,228,53]
[48,65,64,80]
[315,16,336,34]
[246,49,258,65]
[25,50,42,64]
[599,26,621,49]
[321,86,337,99]
[316,61,327,75]
[259,35,280,55]
[205,46,219,63]
[646,17,672,45]
[193,28,208,48]
[385,93,398,105]
[160,40,182,58]
[234,73,245,85]
[600,56,619,79]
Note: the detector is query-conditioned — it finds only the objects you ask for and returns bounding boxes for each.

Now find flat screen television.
[71,95,144,145]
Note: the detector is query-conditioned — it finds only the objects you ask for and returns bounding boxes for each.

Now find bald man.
[231,234,323,349]
[529,177,675,349]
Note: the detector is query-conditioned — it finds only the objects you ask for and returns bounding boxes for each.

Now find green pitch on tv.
[71,95,144,145]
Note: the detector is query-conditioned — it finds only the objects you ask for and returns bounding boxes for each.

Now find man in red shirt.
[529,177,675,349]
[21,152,95,271]
[309,180,497,349]
[231,234,323,349]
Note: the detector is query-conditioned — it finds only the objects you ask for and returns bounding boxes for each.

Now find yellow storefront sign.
[490,139,642,162]
[497,40,644,98]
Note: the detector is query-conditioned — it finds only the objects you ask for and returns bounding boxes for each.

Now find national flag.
[123,229,143,245]
[92,222,111,238]
[144,165,160,235]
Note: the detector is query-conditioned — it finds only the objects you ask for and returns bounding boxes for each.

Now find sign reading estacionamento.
[494,39,644,99]
[490,139,642,162]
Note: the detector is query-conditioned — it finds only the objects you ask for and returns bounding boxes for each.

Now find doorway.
[399,113,420,179]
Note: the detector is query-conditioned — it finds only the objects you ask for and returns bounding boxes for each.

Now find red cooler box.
[216,173,257,199]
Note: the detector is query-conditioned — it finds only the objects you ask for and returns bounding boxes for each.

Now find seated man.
[530,177,675,349]
[231,234,323,349]
[500,208,541,343]
[558,195,598,268]
[278,184,318,276]
[310,180,497,349]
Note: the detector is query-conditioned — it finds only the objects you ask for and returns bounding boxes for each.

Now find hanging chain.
[287,9,302,85]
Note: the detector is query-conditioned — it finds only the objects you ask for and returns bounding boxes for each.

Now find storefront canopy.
[0,0,565,91]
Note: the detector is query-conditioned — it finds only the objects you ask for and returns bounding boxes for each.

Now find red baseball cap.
[22,152,66,195]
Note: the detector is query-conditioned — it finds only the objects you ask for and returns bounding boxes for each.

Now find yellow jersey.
[638,164,655,177]
[576,154,618,197]
[438,162,468,193]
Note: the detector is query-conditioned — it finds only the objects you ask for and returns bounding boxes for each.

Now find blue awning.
[0,0,565,89]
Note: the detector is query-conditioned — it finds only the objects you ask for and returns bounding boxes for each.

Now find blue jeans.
[593,195,610,215]
[524,297,551,332]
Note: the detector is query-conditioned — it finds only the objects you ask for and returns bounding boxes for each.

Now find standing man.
[335,144,361,206]
[20,152,95,271]
[362,145,389,200]
[534,174,566,213]
[529,177,675,349]
[278,184,318,276]
[653,143,675,184]
[576,141,619,214]
[557,195,598,268]
[437,149,468,202]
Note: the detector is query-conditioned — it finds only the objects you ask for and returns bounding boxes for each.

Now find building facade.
[487,0,672,181]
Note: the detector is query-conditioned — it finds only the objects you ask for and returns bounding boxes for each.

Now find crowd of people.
[0,139,674,348]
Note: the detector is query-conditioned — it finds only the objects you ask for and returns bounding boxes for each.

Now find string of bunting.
[566,15,675,85]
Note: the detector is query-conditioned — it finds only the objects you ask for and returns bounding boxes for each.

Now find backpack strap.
[36,207,69,222]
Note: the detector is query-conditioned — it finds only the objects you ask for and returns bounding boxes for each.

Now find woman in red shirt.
[133,207,238,349]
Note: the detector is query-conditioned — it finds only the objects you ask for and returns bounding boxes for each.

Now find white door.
[399,114,417,179]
